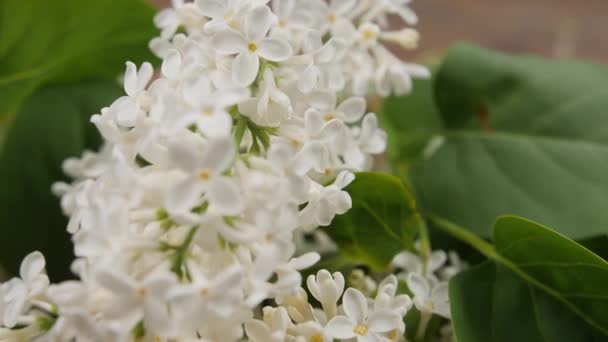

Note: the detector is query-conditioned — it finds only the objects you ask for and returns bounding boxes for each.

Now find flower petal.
[407,273,430,299]
[208,177,243,216]
[232,52,260,87]
[367,310,402,333]
[342,288,367,323]
[213,29,247,55]
[161,49,182,79]
[19,251,46,283]
[428,250,448,273]
[198,111,233,137]
[298,64,320,93]
[304,108,325,136]
[167,134,207,171]
[165,176,206,220]
[200,136,235,172]
[326,315,356,339]
[95,269,135,295]
[258,38,292,62]
[124,62,138,97]
[337,97,366,123]
[287,252,320,270]
[245,5,273,41]
[137,62,154,93]
[245,320,271,341]
[391,251,420,271]
[196,0,225,18]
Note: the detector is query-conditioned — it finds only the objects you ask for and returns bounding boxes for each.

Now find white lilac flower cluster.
[0,0,444,341]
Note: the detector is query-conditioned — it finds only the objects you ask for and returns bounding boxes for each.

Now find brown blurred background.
[149,0,608,63]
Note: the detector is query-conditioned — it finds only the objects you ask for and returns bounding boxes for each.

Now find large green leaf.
[0,80,122,281]
[450,263,606,342]
[381,76,442,178]
[0,0,157,119]
[437,215,608,339]
[405,44,608,239]
[322,172,420,271]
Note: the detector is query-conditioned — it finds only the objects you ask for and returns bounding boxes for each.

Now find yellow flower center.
[290,138,302,149]
[137,287,148,298]
[353,324,368,336]
[387,329,398,340]
[248,42,258,53]
[310,334,324,342]
[200,288,210,297]
[363,29,376,41]
[201,107,214,116]
[279,19,287,28]
[324,113,335,121]
[199,169,212,181]
[328,13,337,24]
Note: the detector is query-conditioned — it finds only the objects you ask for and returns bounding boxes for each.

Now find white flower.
[300,171,355,230]
[165,135,242,223]
[180,77,249,137]
[213,6,292,86]
[245,306,290,342]
[439,251,468,281]
[391,249,447,280]
[95,268,176,336]
[307,270,345,319]
[407,273,451,318]
[292,321,332,342]
[154,0,206,38]
[361,0,418,26]
[345,113,388,170]
[295,35,344,93]
[348,269,377,297]
[321,0,359,34]
[169,263,244,330]
[238,68,293,127]
[374,45,430,96]
[2,252,49,328]
[326,288,403,342]
[312,94,367,124]
[196,0,252,33]
[270,0,314,48]
[274,288,315,324]
[1,0,426,339]
[114,61,154,126]
[375,275,412,317]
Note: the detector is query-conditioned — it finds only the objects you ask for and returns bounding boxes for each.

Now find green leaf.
[0,0,157,118]
[450,262,606,342]
[579,235,608,261]
[409,43,608,239]
[381,75,442,178]
[0,80,123,280]
[436,215,608,339]
[322,172,420,271]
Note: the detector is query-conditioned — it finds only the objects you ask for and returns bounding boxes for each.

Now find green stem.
[170,226,199,280]
[414,212,432,270]
[234,115,248,148]
[414,213,432,260]
[415,311,432,341]
[426,214,499,260]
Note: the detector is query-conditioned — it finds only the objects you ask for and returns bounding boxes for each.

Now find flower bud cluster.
[0,1,436,341]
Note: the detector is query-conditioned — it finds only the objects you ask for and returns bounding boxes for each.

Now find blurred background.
[149,0,608,63]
